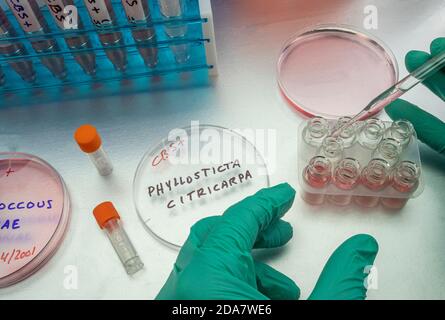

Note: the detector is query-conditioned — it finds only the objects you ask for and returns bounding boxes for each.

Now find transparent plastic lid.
[133,124,270,247]
[0,153,70,288]
[277,25,398,119]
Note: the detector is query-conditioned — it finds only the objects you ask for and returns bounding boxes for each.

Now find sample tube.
[301,156,332,205]
[6,0,67,79]
[121,0,158,67]
[83,0,127,72]
[318,136,344,168]
[354,159,391,208]
[372,138,402,167]
[358,118,385,150]
[74,124,113,176]
[302,117,329,147]
[0,7,36,83]
[157,0,190,63]
[328,158,361,206]
[44,0,96,76]
[381,161,420,209]
[93,202,144,275]
[385,120,414,149]
[332,116,357,148]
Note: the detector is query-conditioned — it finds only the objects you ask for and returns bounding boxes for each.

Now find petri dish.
[133,124,270,248]
[0,153,70,288]
[277,25,399,119]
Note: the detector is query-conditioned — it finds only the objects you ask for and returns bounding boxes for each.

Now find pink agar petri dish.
[277,25,398,119]
[0,153,70,288]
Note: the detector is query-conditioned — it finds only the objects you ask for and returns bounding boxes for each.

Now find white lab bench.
[1,0,445,299]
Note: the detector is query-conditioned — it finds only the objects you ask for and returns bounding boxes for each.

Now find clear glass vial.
[386,120,414,148]
[93,202,144,275]
[332,116,357,148]
[302,117,330,147]
[74,124,114,176]
[302,156,332,205]
[354,159,391,207]
[372,138,402,167]
[328,158,361,206]
[381,161,420,209]
[358,118,386,150]
[318,136,344,167]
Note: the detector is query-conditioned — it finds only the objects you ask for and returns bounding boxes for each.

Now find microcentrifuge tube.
[372,138,402,167]
[354,159,390,208]
[302,156,332,205]
[93,202,144,275]
[381,161,420,209]
[328,158,361,206]
[74,124,113,176]
[332,116,357,148]
[0,7,36,83]
[302,117,329,147]
[358,118,385,150]
[318,136,344,167]
[385,120,414,149]
[157,0,190,63]
[6,1,67,80]
[45,0,97,76]
[121,0,158,68]
[83,0,127,72]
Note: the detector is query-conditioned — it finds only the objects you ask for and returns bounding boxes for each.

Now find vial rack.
[0,0,217,107]
[297,118,425,209]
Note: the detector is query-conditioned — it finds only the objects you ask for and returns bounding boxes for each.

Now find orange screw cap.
[74,124,102,153]
[93,201,120,229]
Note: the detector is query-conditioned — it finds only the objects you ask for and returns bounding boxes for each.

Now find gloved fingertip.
[385,99,411,120]
[255,219,293,249]
[343,234,379,257]
[264,183,296,199]
[430,37,445,56]
[405,50,431,73]
[255,262,301,300]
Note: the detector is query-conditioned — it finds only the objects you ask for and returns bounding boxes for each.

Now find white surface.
[1,0,445,299]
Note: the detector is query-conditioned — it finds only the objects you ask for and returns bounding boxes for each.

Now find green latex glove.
[156,183,379,300]
[386,37,445,155]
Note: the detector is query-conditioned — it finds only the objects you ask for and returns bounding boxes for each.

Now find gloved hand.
[156,183,379,300]
[386,37,445,155]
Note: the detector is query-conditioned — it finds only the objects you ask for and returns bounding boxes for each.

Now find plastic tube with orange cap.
[93,201,144,275]
[74,124,113,176]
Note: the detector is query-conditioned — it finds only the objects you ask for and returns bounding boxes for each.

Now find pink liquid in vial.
[328,158,360,206]
[302,156,331,205]
[278,26,398,118]
[355,159,390,208]
[381,161,420,209]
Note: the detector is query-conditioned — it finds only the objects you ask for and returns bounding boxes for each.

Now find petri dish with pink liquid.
[0,153,70,288]
[277,25,398,119]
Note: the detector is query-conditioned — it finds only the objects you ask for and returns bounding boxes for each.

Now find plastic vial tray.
[297,118,424,209]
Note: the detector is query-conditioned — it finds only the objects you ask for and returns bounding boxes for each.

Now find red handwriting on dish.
[0,246,36,265]
[5,168,14,177]
[152,139,185,167]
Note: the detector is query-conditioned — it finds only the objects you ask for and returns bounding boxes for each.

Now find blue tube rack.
[0,0,215,107]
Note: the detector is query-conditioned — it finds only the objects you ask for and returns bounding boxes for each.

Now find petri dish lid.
[277,25,399,119]
[133,124,270,248]
[0,153,70,288]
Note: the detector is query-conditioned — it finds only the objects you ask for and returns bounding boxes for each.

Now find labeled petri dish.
[278,25,398,119]
[133,124,270,248]
[0,153,70,288]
